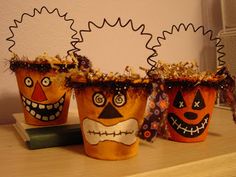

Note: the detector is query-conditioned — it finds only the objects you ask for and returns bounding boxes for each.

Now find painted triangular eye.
[173,90,186,109]
[192,90,205,110]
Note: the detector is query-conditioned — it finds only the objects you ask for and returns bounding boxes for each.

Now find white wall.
[0,0,222,124]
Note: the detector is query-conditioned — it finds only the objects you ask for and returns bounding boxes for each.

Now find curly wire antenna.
[153,23,226,67]
[78,17,157,75]
[6,6,80,55]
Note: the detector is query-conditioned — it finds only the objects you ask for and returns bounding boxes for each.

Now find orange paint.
[15,67,72,126]
[75,86,149,160]
[166,86,217,142]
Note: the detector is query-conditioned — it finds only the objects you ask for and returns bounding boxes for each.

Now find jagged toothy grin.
[21,93,66,121]
[83,118,138,145]
[168,113,210,138]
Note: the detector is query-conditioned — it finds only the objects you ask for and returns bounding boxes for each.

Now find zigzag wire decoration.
[6,6,80,56]
[75,17,157,72]
[151,23,225,71]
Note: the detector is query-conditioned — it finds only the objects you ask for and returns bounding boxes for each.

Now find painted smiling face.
[75,85,149,160]
[166,86,216,142]
[14,66,72,126]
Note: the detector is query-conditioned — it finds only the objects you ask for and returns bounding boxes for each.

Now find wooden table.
[0,108,236,177]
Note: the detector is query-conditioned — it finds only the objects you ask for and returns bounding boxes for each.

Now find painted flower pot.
[166,85,217,142]
[74,82,150,160]
[148,62,234,142]
[10,57,74,126]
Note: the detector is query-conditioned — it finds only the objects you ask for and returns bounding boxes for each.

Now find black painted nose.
[98,102,123,119]
[184,112,198,120]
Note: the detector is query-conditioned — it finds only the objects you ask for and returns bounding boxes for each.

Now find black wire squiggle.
[6,6,80,56]
[76,17,157,73]
[152,23,226,68]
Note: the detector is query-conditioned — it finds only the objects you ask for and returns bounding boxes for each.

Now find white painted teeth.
[55,112,60,117]
[42,116,48,121]
[59,97,64,104]
[47,105,53,110]
[39,104,45,109]
[32,102,37,108]
[170,115,209,136]
[49,115,56,120]
[26,106,30,111]
[21,94,65,121]
[36,114,41,119]
[26,100,31,105]
[54,103,60,109]
[30,110,36,116]
[22,96,26,101]
[59,106,63,111]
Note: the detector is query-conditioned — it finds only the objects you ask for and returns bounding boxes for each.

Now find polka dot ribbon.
[138,80,169,142]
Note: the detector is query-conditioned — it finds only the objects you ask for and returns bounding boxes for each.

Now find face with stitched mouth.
[83,118,138,145]
[15,68,72,125]
[166,86,217,142]
[75,86,148,160]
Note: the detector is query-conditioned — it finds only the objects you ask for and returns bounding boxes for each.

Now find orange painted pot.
[74,84,149,160]
[12,60,73,126]
[166,85,217,142]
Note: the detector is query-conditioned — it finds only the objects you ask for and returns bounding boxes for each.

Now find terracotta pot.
[13,63,72,126]
[166,85,217,142]
[75,84,149,160]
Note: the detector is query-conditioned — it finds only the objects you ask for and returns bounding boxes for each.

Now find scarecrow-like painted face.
[15,68,72,125]
[75,86,148,160]
[166,86,216,142]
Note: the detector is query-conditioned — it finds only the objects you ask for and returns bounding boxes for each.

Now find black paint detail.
[173,90,186,109]
[98,102,123,119]
[92,92,106,107]
[24,77,34,87]
[21,93,66,122]
[192,90,206,110]
[167,113,210,138]
[41,77,51,87]
[184,112,198,120]
[112,93,127,107]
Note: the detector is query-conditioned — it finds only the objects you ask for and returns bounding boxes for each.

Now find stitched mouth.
[168,113,209,138]
[83,118,138,145]
[21,93,66,121]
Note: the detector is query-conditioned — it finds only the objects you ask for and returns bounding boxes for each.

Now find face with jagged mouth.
[15,68,71,125]
[83,118,138,145]
[21,93,66,121]
[166,86,216,142]
[76,87,148,146]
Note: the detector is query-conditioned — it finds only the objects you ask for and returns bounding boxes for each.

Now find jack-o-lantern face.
[166,86,217,142]
[75,85,148,160]
[15,68,72,126]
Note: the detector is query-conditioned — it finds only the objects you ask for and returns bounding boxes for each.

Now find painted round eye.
[41,77,51,87]
[113,93,126,107]
[93,92,106,107]
[24,77,33,87]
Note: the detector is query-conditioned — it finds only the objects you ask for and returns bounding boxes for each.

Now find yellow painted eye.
[24,77,33,87]
[93,92,106,107]
[113,93,126,107]
[41,77,51,87]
